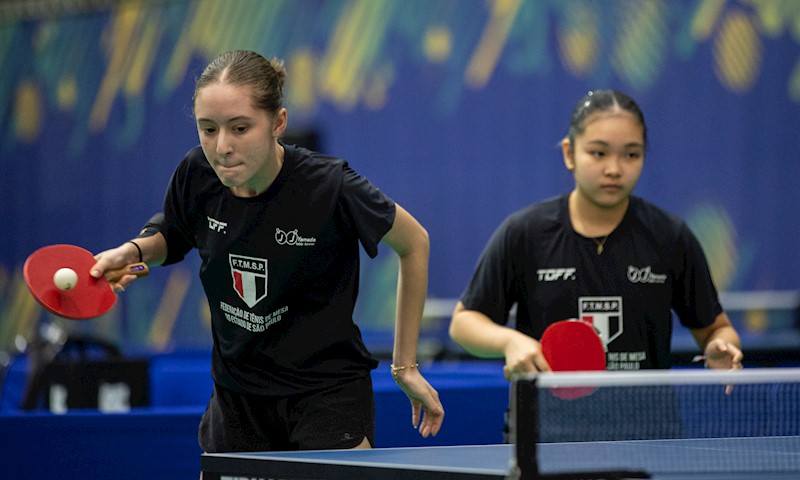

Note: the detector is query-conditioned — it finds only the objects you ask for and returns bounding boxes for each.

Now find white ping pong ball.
[53,267,78,291]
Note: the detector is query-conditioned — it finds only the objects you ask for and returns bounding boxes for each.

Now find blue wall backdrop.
[1,0,800,353]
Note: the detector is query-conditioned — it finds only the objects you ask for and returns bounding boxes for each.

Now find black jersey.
[460,194,722,370]
[160,144,395,396]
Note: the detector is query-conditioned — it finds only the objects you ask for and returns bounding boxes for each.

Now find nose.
[216,130,233,157]
[604,155,623,177]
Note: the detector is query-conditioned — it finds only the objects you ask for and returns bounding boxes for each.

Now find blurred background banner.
[1,0,799,354]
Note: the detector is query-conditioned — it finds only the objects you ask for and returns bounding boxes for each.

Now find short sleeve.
[459,216,519,325]
[671,223,723,329]
[160,153,199,266]
[339,165,396,258]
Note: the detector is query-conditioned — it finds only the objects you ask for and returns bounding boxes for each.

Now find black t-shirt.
[159,144,396,395]
[460,194,722,369]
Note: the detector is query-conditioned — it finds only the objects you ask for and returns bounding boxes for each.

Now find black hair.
[566,90,647,149]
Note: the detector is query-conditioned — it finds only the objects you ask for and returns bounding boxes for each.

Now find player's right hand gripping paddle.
[23,244,149,320]
[540,318,606,400]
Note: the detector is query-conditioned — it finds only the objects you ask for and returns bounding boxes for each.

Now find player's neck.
[568,190,628,238]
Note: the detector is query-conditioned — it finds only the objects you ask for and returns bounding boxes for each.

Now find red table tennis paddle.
[541,318,606,399]
[23,244,149,320]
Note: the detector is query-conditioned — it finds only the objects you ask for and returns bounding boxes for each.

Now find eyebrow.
[584,140,644,149]
[196,115,253,124]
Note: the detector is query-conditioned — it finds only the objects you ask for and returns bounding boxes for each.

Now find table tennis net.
[508,368,800,477]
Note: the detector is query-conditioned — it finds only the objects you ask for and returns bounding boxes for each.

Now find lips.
[214,162,243,183]
[215,160,243,171]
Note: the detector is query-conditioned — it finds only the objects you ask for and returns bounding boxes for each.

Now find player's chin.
[593,190,629,208]
[214,170,242,188]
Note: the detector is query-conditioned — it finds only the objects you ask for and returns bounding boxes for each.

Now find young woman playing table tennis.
[449,89,743,378]
[90,50,443,454]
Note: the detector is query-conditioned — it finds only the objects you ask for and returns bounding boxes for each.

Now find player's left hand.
[703,339,743,395]
[392,368,444,438]
[703,338,744,371]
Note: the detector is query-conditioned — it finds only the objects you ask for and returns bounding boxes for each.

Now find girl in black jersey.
[450,90,743,378]
[90,50,444,455]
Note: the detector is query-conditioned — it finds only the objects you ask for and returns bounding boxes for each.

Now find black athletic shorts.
[198,374,375,452]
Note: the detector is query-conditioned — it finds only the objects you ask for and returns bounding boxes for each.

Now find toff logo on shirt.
[207,216,227,234]
[579,296,623,348]
[229,254,268,308]
[536,268,576,281]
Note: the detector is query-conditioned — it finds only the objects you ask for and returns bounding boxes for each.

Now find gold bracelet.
[390,363,419,380]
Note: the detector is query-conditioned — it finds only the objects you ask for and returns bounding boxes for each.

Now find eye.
[234,125,248,134]
[590,150,605,158]
[198,124,216,135]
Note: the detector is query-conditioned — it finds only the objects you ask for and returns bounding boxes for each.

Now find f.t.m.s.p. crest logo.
[579,296,623,348]
[229,254,267,308]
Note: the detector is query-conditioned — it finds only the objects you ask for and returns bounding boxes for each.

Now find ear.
[561,137,575,171]
[273,108,288,138]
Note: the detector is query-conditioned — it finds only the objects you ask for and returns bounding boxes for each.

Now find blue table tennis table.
[201,435,800,479]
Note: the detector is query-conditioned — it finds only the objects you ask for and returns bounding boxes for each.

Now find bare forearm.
[449,302,519,358]
[691,312,741,351]
[392,246,428,365]
[380,204,430,366]
[690,312,744,370]
[130,232,168,266]
[703,324,740,349]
